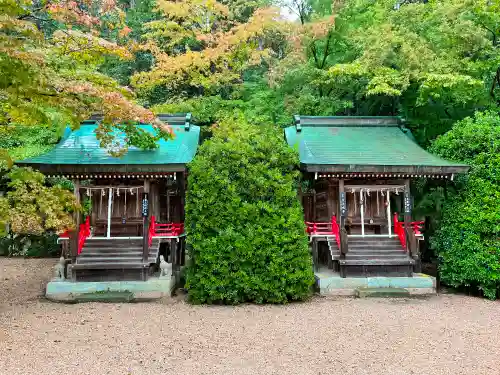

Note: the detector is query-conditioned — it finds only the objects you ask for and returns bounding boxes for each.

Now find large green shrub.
[431,111,500,299]
[185,116,314,304]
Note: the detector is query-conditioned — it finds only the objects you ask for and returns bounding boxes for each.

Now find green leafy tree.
[431,111,500,299]
[131,0,289,107]
[99,0,160,86]
[267,0,500,142]
[185,115,314,304]
[0,167,78,236]
[1,0,173,153]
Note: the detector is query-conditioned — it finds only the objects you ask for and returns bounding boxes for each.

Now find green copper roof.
[18,115,200,172]
[285,116,468,174]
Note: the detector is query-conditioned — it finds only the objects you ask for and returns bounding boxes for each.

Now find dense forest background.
[0,0,499,297]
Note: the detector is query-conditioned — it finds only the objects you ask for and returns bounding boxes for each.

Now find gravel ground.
[1,258,499,375]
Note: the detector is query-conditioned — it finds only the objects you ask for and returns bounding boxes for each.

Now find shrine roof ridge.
[293,116,403,131]
[82,113,192,129]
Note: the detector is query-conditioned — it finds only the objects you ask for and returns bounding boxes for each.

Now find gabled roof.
[284,116,469,175]
[17,114,200,174]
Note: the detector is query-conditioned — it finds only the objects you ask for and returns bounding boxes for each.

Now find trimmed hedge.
[431,111,500,299]
[185,116,314,304]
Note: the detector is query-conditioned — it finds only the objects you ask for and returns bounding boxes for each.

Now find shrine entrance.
[80,176,183,238]
[343,184,405,237]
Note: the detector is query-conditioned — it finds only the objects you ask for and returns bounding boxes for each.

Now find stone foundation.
[46,275,175,302]
[315,269,436,296]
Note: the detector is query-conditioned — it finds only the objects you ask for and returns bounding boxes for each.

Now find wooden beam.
[303,163,469,175]
[344,184,406,190]
[18,163,187,175]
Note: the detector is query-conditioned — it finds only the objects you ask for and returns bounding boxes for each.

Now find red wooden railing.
[148,218,155,248]
[393,213,406,250]
[305,215,340,248]
[149,215,185,247]
[331,216,341,249]
[77,216,91,255]
[305,220,332,235]
[411,221,424,236]
[394,214,425,250]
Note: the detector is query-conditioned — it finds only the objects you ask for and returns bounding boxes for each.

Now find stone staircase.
[338,237,414,277]
[70,238,161,281]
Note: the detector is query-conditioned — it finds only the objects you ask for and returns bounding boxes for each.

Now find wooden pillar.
[142,179,150,262]
[106,187,112,238]
[166,188,171,222]
[312,184,317,221]
[152,183,160,219]
[386,190,392,236]
[326,181,333,218]
[338,179,346,223]
[403,179,414,258]
[150,183,156,219]
[71,179,81,262]
[403,179,412,226]
[360,189,365,237]
[339,179,347,258]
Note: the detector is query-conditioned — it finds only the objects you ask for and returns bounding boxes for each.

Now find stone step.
[84,239,160,247]
[349,242,401,247]
[77,256,143,264]
[347,249,407,254]
[346,254,409,259]
[77,254,158,262]
[348,241,401,247]
[71,262,148,270]
[82,246,142,253]
[349,248,403,253]
[86,238,144,243]
[83,244,144,250]
[340,258,415,266]
[79,251,144,257]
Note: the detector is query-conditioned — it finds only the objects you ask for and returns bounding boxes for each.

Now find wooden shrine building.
[18,114,200,281]
[285,116,469,278]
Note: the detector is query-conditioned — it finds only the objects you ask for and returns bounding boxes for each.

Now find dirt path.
[1,258,499,375]
[0,258,55,310]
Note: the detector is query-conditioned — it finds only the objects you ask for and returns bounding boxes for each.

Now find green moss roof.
[17,115,200,173]
[285,116,468,174]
